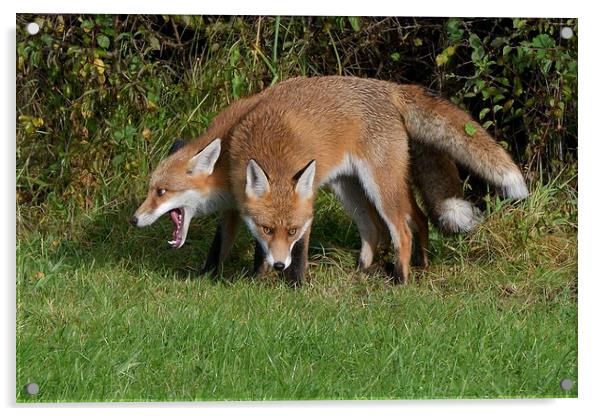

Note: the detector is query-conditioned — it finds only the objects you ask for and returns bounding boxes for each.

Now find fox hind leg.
[380,212,413,284]
[354,164,414,284]
[329,176,385,270]
[407,193,429,268]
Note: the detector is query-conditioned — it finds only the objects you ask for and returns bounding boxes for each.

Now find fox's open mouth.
[168,208,185,248]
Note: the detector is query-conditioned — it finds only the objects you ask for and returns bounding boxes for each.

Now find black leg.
[410,230,425,267]
[253,239,267,275]
[201,210,242,278]
[284,234,307,287]
[201,225,222,276]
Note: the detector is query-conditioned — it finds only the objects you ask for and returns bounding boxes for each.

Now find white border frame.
[4,1,597,415]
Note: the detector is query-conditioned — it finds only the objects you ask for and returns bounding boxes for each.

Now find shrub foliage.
[16,15,577,228]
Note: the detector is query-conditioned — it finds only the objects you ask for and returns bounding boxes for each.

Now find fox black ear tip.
[168,138,186,156]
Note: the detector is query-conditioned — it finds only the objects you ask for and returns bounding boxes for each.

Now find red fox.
[131,76,525,281]
[227,76,527,284]
[131,92,434,274]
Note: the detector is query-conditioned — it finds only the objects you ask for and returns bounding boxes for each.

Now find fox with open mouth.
[130,76,526,281]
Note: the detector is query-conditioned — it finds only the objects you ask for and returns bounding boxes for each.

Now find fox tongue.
[169,208,183,248]
[170,209,180,224]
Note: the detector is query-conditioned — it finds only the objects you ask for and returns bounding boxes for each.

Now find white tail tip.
[501,170,529,200]
[438,198,482,233]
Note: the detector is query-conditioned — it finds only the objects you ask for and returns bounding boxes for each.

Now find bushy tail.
[410,142,482,233]
[395,85,529,200]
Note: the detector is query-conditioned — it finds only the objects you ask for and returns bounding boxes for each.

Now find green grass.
[16,180,577,402]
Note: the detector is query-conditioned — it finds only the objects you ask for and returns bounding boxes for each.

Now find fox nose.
[129,216,138,226]
[273,262,285,271]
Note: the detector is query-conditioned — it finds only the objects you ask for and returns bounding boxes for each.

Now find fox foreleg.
[201,209,241,276]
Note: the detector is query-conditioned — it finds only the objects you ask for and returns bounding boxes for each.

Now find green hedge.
[16,15,577,219]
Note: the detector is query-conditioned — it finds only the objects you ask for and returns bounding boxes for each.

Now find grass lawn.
[16,179,577,402]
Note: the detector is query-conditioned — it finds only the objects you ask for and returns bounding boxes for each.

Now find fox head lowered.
[241,159,316,270]
[130,137,230,248]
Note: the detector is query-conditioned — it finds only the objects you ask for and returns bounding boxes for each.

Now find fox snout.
[130,204,157,228]
[130,204,151,228]
[265,243,293,270]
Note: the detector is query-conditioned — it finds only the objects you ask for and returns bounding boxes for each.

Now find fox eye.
[288,228,297,236]
[262,226,273,235]
[157,189,166,197]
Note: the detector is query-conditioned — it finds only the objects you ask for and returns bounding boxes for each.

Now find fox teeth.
[168,240,176,245]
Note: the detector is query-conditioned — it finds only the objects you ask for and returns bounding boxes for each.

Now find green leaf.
[493,94,506,103]
[445,18,464,42]
[41,34,53,46]
[101,27,116,37]
[483,120,494,130]
[532,34,555,49]
[81,19,94,32]
[498,77,511,87]
[464,122,477,137]
[490,36,507,48]
[435,46,456,67]
[229,46,241,66]
[468,33,486,62]
[390,52,401,62]
[479,108,491,120]
[97,34,110,49]
[542,59,553,74]
[232,72,243,99]
[503,99,515,112]
[513,77,523,97]
[468,33,482,49]
[435,54,446,67]
[512,19,527,29]
[471,46,485,62]
[348,17,360,32]
[149,35,161,51]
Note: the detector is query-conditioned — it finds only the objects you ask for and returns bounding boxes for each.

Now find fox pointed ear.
[246,159,270,198]
[294,160,316,199]
[168,138,186,156]
[189,138,221,175]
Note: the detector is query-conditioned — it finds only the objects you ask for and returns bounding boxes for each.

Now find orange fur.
[228,76,525,283]
[133,76,525,283]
